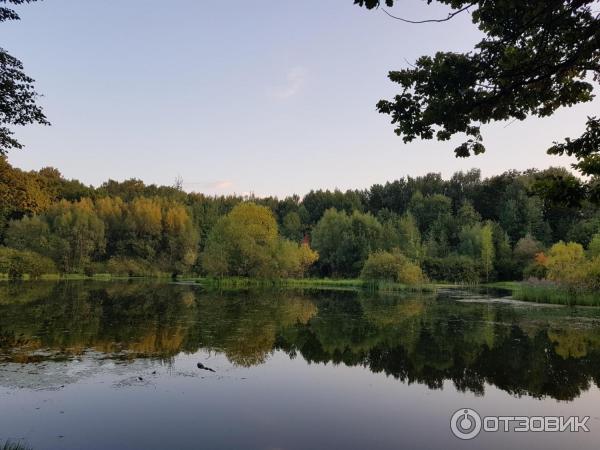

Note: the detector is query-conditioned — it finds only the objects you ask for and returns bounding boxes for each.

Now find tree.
[395,212,422,261]
[588,233,600,258]
[1,0,49,153]
[281,211,303,242]
[498,181,545,243]
[513,234,544,266]
[297,242,319,276]
[458,224,483,259]
[312,208,383,277]
[0,157,51,226]
[355,1,600,175]
[200,202,316,278]
[491,222,516,280]
[480,222,495,282]
[162,203,199,274]
[302,189,364,225]
[5,214,51,256]
[0,246,56,278]
[7,199,106,272]
[456,201,481,229]
[408,192,452,233]
[274,240,318,278]
[201,202,279,277]
[45,200,106,272]
[424,216,451,258]
[545,241,587,287]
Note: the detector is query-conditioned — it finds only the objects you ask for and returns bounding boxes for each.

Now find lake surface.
[1,281,600,449]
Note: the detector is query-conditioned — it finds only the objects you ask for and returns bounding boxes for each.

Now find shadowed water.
[1,281,600,449]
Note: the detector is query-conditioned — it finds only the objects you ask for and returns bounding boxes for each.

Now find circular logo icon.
[450,408,482,440]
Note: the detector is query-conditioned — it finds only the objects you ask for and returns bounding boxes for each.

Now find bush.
[523,252,548,279]
[588,233,600,258]
[360,250,424,285]
[201,203,318,279]
[422,255,481,283]
[0,247,57,279]
[534,242,600,293]
[546,242,586,281]
[583,257,600,292]
[106,257,156,277]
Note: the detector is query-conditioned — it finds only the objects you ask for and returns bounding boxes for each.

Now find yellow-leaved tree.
[201,202,317,278]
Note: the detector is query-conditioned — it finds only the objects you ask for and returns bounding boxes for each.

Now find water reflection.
[1,281,600,401]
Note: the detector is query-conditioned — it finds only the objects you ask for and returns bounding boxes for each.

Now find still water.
[1,281,600,449]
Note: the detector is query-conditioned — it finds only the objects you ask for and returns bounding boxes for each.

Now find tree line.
[1,156,599,287]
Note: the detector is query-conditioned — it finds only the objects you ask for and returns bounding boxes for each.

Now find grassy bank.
[0,273,436,293]
[0,273,172,281]
[485,281,600,306]
[187,277,437,292]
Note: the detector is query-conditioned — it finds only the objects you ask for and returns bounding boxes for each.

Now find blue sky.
[2,0,596,196]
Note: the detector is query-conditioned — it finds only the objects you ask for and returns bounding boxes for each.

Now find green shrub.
[523,260,548,279]
[0,247,57,279]
[588,233,600,258]
[360,250,424,285]
[422,255,481,283]
[106,257,154,277]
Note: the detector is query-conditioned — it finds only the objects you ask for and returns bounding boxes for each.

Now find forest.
[1,157,599,295]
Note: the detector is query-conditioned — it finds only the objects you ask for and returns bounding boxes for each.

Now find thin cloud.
[206,180,234,190]
[269,67,307,100]
[183,180,234,192]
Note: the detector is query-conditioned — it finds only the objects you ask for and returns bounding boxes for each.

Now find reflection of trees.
[276,291,600,401]
[184,291,317,366]
[0,281,197,361]
[1,282,600,400]
[0,282,317,365]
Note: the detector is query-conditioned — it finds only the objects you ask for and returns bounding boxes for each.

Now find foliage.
[422,255,481,284]
[513,234,544,265]
[0,158,599,282]
[355,0,600,175]
[588,233,600,258]
[311,208,383,277]
[508,279,600,307]
[6,200,106,272]
[0,246,57,279]
[360,249,425,285]
[106,257,159,277]
[201,203,317,278]
[0,0,49,154]
[545,241,587,287]
[523,252,548,279]
[281,211,303,241]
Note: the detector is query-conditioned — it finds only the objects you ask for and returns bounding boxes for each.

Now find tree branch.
[380,2,476,24]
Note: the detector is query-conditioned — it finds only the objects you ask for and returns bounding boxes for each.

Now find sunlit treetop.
[354,0,600,175]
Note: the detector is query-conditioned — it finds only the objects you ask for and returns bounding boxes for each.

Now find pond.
[1,281,600,449]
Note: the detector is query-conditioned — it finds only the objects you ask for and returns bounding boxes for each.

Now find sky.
[2,0,597,197]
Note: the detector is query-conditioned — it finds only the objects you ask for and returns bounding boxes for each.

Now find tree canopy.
[0,0,48,154]
[0,158,599,285]
[354,0,600,175]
